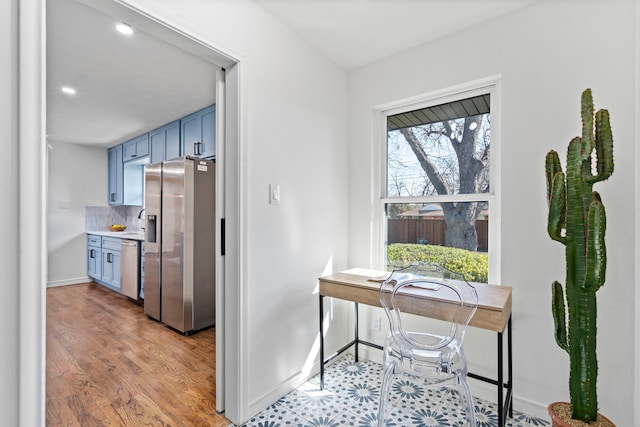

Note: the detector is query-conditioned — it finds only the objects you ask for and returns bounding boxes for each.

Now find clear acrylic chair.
[377,262,479,426]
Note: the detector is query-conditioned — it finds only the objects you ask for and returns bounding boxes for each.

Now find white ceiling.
[46,0,219,147]
[252,0,539,70]
[47,0,537,148]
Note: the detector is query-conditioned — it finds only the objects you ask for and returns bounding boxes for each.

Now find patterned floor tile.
[241,358,549,427]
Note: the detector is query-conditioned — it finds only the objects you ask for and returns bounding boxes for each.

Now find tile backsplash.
[86,205,144,232]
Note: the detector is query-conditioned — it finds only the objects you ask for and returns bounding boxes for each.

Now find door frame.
[21,0,244,424]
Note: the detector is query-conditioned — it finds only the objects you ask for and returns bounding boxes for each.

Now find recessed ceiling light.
[116,23,133,35]
[61,86,76,95]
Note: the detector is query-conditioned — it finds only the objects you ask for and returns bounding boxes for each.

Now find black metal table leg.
[508,316,513,417]
[354,302,359,362]
[498,330,504,427]
[319,295,325,390]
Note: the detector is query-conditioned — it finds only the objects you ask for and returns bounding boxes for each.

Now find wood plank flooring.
[46,282,231,427]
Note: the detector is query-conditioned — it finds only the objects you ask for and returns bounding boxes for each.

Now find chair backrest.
[379,262,478,350]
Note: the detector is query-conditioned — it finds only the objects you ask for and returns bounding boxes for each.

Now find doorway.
[43,0,241,423]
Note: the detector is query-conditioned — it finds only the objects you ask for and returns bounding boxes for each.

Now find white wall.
[47,142,107,286]
[348,1,637,424]
[119,0,350,422]
[9,1,636,426]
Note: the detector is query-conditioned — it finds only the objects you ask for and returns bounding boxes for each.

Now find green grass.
[387,243,489,283]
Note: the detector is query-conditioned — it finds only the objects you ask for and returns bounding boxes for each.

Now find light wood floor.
[46,282,231,427]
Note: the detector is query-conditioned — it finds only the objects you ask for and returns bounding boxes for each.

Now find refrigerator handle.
[147,214,157,243]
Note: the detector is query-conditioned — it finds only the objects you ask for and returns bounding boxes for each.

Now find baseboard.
[245,366,314,423]
[511,395,550,421]
[46,277,91,288]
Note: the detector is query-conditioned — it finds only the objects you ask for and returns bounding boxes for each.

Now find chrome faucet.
[137,208,146,232]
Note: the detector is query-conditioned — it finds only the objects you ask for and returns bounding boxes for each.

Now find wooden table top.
[319,268,512,333]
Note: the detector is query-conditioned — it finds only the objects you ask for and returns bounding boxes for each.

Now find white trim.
[370,108,386,268]
[221,62,245,423]
[634,1,640,426]
[381,193,494,204]
[487,81,502,284]
[20,0,46,425]
[215,68,227,413]
[371,76,501,283]
[46,277,91,288]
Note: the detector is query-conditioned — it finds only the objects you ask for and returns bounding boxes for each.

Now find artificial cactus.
[545,88,613,422]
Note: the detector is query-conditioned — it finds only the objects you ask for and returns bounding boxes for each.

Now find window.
[378,85,499,283]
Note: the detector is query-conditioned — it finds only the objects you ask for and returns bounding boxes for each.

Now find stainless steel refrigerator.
[143,157,215,334]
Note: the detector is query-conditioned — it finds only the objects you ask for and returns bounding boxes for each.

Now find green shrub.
[387,243,489,283]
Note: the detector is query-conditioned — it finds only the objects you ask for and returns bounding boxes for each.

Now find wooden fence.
[387,218,488,252]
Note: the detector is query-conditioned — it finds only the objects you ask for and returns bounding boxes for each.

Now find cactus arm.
[547,171,567,244]
[551,281,569,353]
[545,150,563,200]
[588,108,614,183]
[584,192,606,291]
[581,88,595,157]
[545,150,567,244]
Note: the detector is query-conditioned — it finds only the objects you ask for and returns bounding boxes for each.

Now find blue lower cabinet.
[101,237,122,291]
[87,235,102,280]
[101,249,121,291]
[87,235,122,292]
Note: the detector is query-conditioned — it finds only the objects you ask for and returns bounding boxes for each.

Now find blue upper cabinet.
[108,145,123,205]
[123,133,150,162]
[150,120,180,164]
[181,105,215,159]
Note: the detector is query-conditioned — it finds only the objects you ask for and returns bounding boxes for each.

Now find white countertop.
[87,230,145,241]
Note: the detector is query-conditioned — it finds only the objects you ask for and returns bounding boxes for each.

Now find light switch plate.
[269,184,280,205]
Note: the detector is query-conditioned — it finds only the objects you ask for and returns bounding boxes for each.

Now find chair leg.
[457,375,476,426]
[377,363,395,427]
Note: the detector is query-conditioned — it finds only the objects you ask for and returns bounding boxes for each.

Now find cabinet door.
[87,246,102,279]
[181,105,215,158]
[108,145,123,205]
[123,134,149,162]
[181,110,199,157]
[134,135,149,157]
[200,105,216,159]
[165,121,181,160]
[150,120,180,163]
[102,250,114,284]
[150,127,165,164]
[101,250,121,291]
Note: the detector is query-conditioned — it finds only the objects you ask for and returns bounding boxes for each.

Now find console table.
[318,268,513,427]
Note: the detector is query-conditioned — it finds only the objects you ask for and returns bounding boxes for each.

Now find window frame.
[371,77,501,283]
